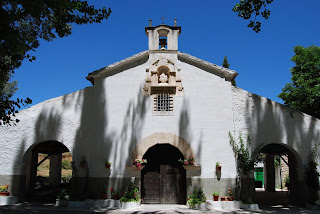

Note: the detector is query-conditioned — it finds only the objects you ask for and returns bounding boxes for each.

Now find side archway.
[23,141,72,202]
[132,132,195,163]
[254,143,303,204]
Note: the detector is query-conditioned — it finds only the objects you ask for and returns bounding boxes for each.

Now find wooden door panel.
[143,165,186,204]
[142,171,160,203]
[160,165,185,204]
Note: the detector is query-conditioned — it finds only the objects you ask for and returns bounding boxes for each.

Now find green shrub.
[58,188,70,200]
[61,175,72,183]
[187,187,206,208]
[284,175,290,184]
[120,182,140,202]
[62,159,72,170]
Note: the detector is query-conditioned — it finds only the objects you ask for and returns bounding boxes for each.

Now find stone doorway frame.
[132,133,195,204]
[132,132,196,163]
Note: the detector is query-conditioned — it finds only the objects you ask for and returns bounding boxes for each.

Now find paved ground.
[0,203,319,214]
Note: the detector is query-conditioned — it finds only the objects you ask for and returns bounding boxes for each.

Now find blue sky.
[12,0,320,108]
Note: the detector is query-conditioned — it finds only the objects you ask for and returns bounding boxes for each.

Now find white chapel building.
[1,21,319,204]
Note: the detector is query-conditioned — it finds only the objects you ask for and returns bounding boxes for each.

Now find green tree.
[233,0,274,33]
[0,72,29,125]
[0,0,111,125]
[278,45,320,118]
[222,56,230,68]
[222,56,236,86]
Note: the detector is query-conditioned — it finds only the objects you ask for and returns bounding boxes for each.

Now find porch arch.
[132,132,195,163]
[254,142,303,204]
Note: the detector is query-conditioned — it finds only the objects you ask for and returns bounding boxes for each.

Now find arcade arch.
[254,143,302,205]
[24,141,72,202]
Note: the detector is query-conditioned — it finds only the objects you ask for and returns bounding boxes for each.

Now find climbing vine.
[229,132,255,176]
[229,132,263,203]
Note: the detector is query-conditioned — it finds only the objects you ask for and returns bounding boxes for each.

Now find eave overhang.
[86,51,149,85]
[177,52,238,81]
[86,51,238,85]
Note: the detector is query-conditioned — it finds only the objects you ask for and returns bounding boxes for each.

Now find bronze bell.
[159,38,167,50]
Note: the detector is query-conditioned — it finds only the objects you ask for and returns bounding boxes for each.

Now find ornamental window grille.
[153,93,173,115]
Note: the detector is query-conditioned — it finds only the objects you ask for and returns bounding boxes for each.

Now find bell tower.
[145,19,181,51]
[143,19,184,116]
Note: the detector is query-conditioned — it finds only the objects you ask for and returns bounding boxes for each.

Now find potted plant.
[216,162,222,171]
[227,188,233,201]
[80,156,87,168]
[284,175,290,190]
[187,187,207,209]
[133,158,147,170]
[110,187,121,200]
[105,161,111,169]
[120,182,141,208]
[212,192,219,201]
[178,157,195,166]
[0,184,10,196]
[56,188,69,207]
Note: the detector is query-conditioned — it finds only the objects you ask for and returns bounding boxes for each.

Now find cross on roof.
[160,16,167,24]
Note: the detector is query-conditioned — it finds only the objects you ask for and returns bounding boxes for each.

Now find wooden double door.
[142,164,186,204]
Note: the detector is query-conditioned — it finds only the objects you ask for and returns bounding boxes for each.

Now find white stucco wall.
[232,86,320,169]
[0,87,93,175]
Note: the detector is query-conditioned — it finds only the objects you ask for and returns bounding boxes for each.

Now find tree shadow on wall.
[239,89,320,204]
[71,81,148,199]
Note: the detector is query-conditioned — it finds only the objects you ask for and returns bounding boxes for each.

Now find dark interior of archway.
[28,141,70,203]
[142,143,186,204]
[143,143,184,168]
[259,144,293,155]
[35,141,69,154]
[255,143,298,206]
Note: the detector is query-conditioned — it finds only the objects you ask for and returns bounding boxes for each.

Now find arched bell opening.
[254,143,302,205]
[157,28,169,50]
[141,143,186,204]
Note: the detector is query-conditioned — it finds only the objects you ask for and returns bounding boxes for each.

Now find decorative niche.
[143,57,183,97]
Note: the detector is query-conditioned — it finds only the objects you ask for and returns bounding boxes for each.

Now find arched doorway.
[254,143,301,205]
[141,143,186,204]
[24,141,71,202]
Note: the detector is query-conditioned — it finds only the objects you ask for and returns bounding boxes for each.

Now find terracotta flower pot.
[105,164,111,169]
[101,193,107,199]
[227,196,233,201]
[213,195,219,201]
[216,165,222,171]
[220,196,226,201]
[0,192,10,196]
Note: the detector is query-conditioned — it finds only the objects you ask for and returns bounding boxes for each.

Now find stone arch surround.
[132,132,195,163]
[254,142,303,168]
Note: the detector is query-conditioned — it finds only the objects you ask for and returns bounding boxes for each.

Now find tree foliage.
[0,72,31,125]
[0,0,111,125]
[222,56,230,69]
[233,0,274,33]
[278,45,320,118]
[222,56,236,86]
